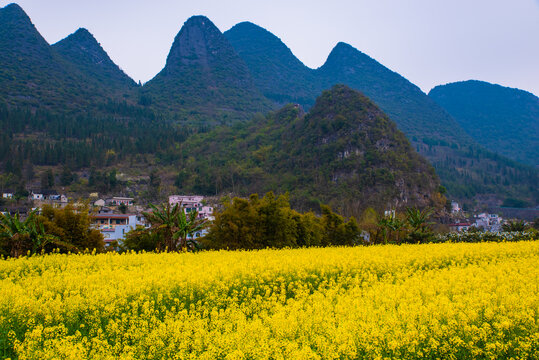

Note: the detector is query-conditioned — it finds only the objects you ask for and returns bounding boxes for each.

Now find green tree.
[142,203,207,251]
[0,211,72,257]
[404,207,434,243]
[122,226,162,252]
[502,220,528,232]
[40,170,53,190]
[60,166,74,186]
[39,204,105,252]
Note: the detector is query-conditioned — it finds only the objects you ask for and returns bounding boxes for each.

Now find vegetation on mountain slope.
[176,85,445,217]
[225,23,539,206]
[429,80,539,167]
[0,4,136,111]
[143,16,273,124]
[52,28,137,93]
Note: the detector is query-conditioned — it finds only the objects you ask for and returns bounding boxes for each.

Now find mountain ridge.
[429,80,539,167]
[52,28,137,92]
[144,15,273,123]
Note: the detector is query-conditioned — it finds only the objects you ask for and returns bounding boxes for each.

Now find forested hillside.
[0,3,537,209]
[225,22,539,206]
[0,4,136,111]
[143,16,273,124]
[429,80,539,167]
[52,28,137,93]
[176,85,445,216]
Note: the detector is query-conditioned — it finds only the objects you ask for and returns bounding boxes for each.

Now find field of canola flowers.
[1,241,538,360]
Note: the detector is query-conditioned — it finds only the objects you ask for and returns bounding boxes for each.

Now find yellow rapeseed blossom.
[0,241,538,359]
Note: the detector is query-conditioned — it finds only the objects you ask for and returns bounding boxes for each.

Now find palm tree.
[377,212,406,244]
[142,203,208,251]
[405,207,434,243]
[387,216,406,244]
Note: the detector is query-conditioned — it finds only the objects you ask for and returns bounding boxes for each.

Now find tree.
[60,166,74,186]
[205,193,361,250]
[122,226,162,252]
[39,204,105,252]
[404,207,434,243]
[141,203,207,251]
[41,169,54,190]
[118,203,128,214]
[0,211,72,257]
[149,170,161,189]
[502,220,528,232]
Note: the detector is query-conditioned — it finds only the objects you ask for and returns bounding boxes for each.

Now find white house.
[474,213,502,231]
[91,213,141,245]
[2,191,14,199]
[31,192,44,201]
[449,222,473,232]
[169,195,214,221]
[105,197,134,206]
[94,199,106,207]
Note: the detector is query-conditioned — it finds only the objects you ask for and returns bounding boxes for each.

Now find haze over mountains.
[0,3,537,209]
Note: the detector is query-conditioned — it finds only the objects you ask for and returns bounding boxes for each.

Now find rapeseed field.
[1,241,538,359]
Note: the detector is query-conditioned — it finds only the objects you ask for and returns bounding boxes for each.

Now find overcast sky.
[3,0,538,95]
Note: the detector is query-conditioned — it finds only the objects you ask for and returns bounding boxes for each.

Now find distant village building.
[449,222,473,232]
[169,195,214,221]
[31,192,44,201]
[105,197,134,207]
[451,201,461,214]
[2,191,14,199]
[449,213,503,232]
[94,199,106,207]
[90,213,141,246]
[97,206,114,214]
[474,213,502,232]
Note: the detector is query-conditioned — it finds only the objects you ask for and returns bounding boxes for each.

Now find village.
[2,188,535,249]
[1,190,215,248]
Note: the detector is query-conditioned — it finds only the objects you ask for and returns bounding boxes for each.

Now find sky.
[2,0,539,95]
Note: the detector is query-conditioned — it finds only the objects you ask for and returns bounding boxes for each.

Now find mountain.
[0,4,135,111]
[52,28,137,93]
[178,85,445,216]
[225,23,539,206]
[429,80,539,167]
[224,22,319,106]
[144,16,273,124]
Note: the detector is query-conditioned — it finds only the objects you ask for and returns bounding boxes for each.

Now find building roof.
[91,214,134,219]
[449,222,473,227]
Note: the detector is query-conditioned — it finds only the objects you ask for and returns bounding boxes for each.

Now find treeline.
[0,204,104,258]
[203,192,437,249]
[0,104,193,171]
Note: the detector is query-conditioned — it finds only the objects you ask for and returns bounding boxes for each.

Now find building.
[31,192,44,201]
[94,199,106,207]
[90,213,140,245]
[474,213,502,231]
[2,191,14,199]
[105,197,134,207]
[451,201,461,214]
[168,195,214,221]
[449,222,473,232]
